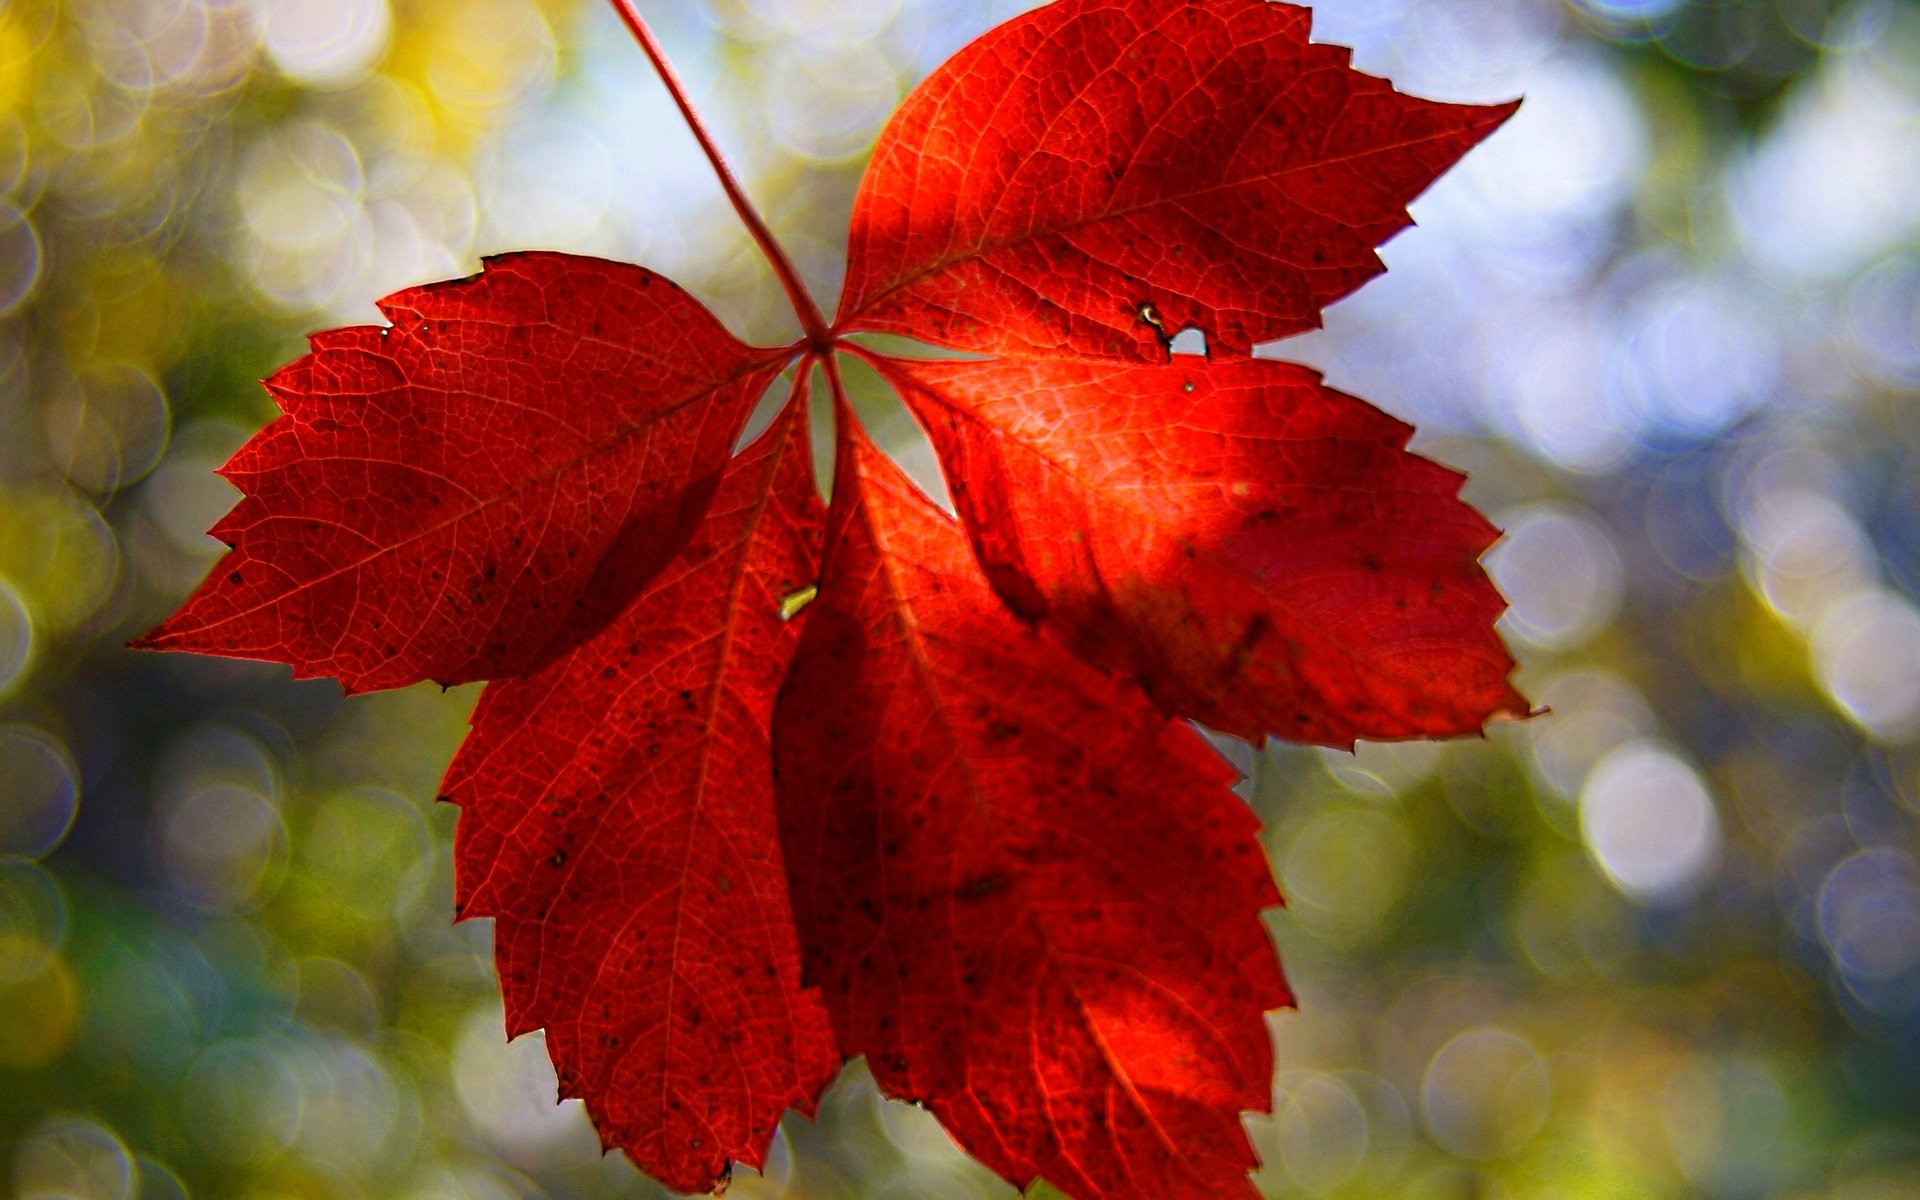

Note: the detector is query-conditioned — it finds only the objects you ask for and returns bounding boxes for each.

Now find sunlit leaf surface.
[5,1,1920,1198]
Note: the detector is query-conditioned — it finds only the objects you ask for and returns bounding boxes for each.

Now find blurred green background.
[5,0,1920,1196]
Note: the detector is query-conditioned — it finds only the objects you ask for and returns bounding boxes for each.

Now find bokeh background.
[4,0,1920,1196]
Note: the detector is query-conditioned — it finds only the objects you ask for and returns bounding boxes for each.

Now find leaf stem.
[820,339,861,504]
[606,0,831,349]
[822,345,862,466]
[821,346,854,421]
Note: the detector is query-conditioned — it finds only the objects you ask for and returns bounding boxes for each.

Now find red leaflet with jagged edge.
[441,398,838,1193]
[136,254,787,694]
[836,0,1517,363]
[774,416,1290,1200]
[137,0,1524,1196]
[867,353,1527,747]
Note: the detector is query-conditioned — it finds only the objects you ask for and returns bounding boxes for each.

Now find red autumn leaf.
[868,352,1527,747]
[837,0,1517,362]
[773,415,1290,1199]
[136,252,785,693]
[440,399,837,1194]
[138,0,1524,1195]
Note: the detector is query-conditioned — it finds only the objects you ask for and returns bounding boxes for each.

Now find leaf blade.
[138,252,787,693]
[774,418,1289,1200]
[873,351,1525,746]
[837,0,1514,361]
[442,398,837,1194]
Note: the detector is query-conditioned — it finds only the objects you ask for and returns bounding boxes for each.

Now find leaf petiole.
[821,345,856,431]
[606,0,832,350]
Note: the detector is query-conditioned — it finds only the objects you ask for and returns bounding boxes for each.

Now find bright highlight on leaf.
[775,414,1291,1198]
[867,351,1527,747]
[137,1,1524,1196]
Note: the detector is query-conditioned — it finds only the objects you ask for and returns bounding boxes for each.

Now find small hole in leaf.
[1169,327,1208,357]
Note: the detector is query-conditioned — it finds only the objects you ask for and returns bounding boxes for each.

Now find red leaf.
[141,2,1527,1194]
[836,0,1515,362]
[870,352,1524,746]
[773,418,1290,1200]
[441,398,838,1193]
[137,252,786,693]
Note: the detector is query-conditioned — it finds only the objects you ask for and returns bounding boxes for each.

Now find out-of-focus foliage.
[4,0,1920,1197]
